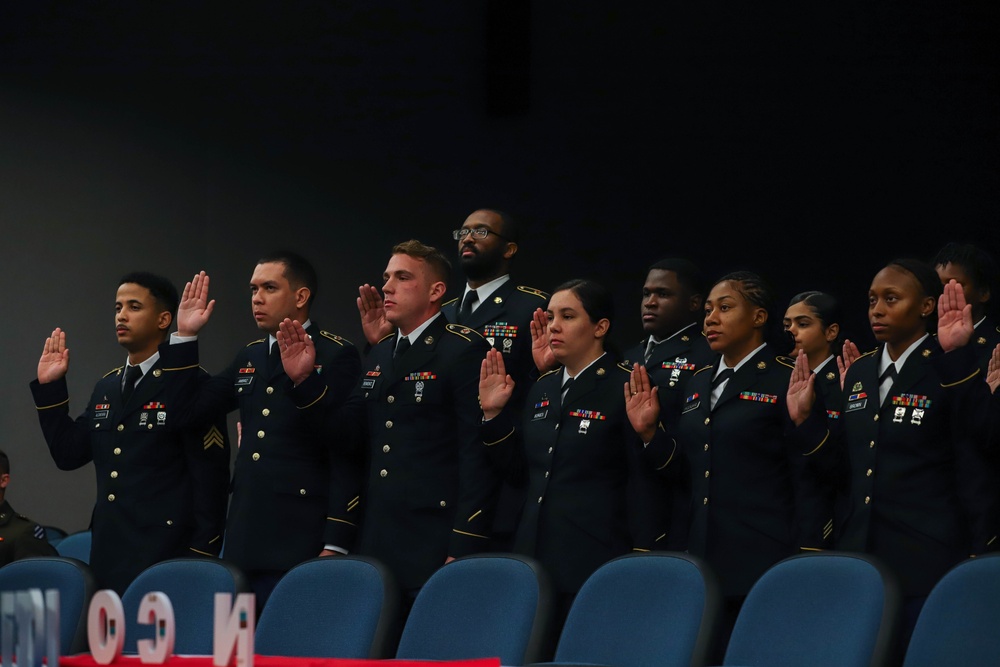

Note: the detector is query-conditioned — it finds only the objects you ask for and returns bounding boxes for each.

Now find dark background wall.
[2,1,998,531]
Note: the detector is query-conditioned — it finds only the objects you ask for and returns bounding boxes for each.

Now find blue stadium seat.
[552,552,720,667]
[903,554,1000,667]
[396,553,552,665]
[724,552,900,667]
[256,556,399,658]
[55,530,92,563]
[121,558,248,655]
[0,556,96,654]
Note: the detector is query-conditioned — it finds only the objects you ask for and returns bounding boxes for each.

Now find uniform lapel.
[714,346,771,411]
[390,316,446,383]
[884,339,933,407]
[463,281,515,330]
[560,354,607,414]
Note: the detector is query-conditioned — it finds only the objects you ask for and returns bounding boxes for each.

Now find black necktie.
[458,289,478,324]
[879,365,897,385]
[268,341,281,375]
[122,365,143,403]
[712,368,734,389]
[644,338,659,363]
[560,376,574,399]
[394,336,411,360]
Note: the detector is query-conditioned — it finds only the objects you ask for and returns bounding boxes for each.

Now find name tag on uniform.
[362,378,377,390]
[94,403,110,420]
[682,393,700,413]
[532,410,548,421]
[236,376,254,387]
[847,399,867,412]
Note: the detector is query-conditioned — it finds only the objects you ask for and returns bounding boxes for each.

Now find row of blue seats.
[1,549,998,667]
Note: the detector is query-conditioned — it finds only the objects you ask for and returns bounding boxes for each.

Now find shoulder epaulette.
[616,361,633,373]
[103,366,123,378]
[517,285,549,300]
[246,338,266,347]
[693,365,714,376]
[320,330,352,346]
[538,368,561,380]
[776,356,795,370]
[446,323,485,341]
[995,325,1000,334]
[859,348,878,359]
[377,332,396,344]
[442,297,459,307]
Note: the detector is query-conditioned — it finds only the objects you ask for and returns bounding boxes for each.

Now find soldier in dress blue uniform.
[933,242,1000,373]
[628,271,828,658]
[31,272,230,594]
[789,260,1000,653]
[356,210,547,550]
[0,449,57,566]
[781,290,846,548]
[480,279,654,650]
[160,254,362,607]
[621,258,712,551]
[281,240,499,600]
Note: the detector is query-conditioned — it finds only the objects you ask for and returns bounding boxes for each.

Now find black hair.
[118,271,179,321]
[932,242,997,296]
[715,271,774,319]
[551,278,615,331]
[258,251,319,308]
[0,449,8,476]
[479,209,519,244]
[647,258,708,298]
[788,290,844,350]
[885,258,940,331]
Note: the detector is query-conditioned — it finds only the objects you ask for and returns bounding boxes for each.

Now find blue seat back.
[396,553,551,665]
[556,552,720,667]
[725,552,900,667]
[903,554,1000,667]
[256,556,398,658]
[0,556,96,654]
[55,531,92,563]
[121,558,248,655]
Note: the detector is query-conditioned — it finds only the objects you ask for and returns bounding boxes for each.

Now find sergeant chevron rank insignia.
[203,425,225,449]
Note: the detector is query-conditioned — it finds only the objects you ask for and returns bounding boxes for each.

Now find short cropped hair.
[480,209,520,244]
[118,272,179,321]
[258,250,319,308]
[648,258,708,298]
[392,240,452,284]
[932,242,998,295]
[0,450,8,476]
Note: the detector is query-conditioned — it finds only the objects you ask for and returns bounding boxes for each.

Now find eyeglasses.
[452,228,508,241]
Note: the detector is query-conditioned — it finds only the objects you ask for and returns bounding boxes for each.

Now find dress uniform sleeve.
[180,380,232,557]
[29,377,95,471]
[625,421,665,552]
[448,338,501,558]
[936,346,1000,554]
[157,339,239,424]
[480,405,527,484]
[315,343,364,550]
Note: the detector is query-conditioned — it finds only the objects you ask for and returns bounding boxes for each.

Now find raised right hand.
[624,363,659,442]
[38,327,70,384]
[480,349,515,420]
[987,343,1000,394]
[787,350,816,426]
[836,339,861,392]
[177,271,215,337]
[530,308,557,373]
[277,318,316,386]
[357,284,393,345]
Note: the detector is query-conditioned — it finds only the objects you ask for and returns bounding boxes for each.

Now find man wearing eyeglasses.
[442,210,548,401]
